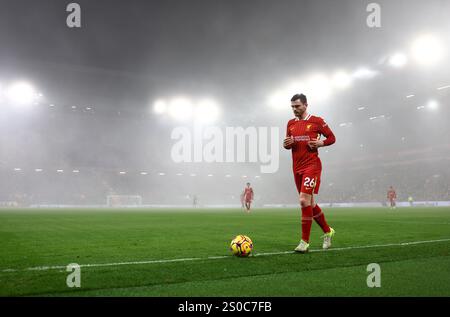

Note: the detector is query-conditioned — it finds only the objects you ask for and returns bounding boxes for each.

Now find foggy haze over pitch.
[0,0,449,205]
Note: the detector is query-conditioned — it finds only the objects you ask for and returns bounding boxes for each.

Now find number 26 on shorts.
[303,177,316,189]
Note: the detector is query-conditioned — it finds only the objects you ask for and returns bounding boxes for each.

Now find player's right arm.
[283,121,294,149]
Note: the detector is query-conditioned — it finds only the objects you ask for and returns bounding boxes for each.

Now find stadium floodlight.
[14,168,22,171]
[437,84,450,90]
[153,99,167,114]
[285,81,305,96]
[352,67,378,79]
[194,99,220,124]
[406,95,415,98]
[5,81,37,106]
[411,34,444,66]
[331,71,352,89]
[268,89,289,110]
[269,81,309,110]
[168,97,193,122]
[388,53,408,68]
[357,106,366,110]
[207,174,213,177]
[73,170,79,173]
[306,74,333,101]
[35,168,43,172]
[176,173,183,176]
[119,171,126,175]
[427,100,439,110]
[140,172,148,175]
[190,173,196,177]
[369,115,385,121]
[225,174,231,178]
[158,172,165,176]
[57,169,64,173]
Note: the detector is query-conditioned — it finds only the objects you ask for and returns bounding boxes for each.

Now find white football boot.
[322,227,335,250]
[294,240,310,253]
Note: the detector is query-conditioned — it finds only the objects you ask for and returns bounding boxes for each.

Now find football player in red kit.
[387,186,397,209]
[283,94,336,253]
[243,183,254,213]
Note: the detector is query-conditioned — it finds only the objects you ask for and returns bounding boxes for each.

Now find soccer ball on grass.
[230,235,253,257]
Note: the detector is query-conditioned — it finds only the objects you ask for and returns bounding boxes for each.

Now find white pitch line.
[2,238,450,273]
[253,238,450,256]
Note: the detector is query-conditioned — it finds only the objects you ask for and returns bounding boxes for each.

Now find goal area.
[106,195,142,207]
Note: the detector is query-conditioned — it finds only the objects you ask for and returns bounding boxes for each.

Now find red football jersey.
[286,114,335,174]
[387,189,397,199]
[244,187,254,200]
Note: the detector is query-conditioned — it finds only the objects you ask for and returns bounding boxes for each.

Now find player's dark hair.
[291,93,307,104]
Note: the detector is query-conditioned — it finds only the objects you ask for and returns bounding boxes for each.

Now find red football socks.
[312,204,331,233]
[301,206,313,243]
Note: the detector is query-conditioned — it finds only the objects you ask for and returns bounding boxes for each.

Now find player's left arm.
[308,118,336,150]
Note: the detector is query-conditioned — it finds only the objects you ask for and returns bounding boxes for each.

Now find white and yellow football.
[230,235,253,257]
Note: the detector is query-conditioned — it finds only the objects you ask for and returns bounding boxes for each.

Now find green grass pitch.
[0,207,449,296]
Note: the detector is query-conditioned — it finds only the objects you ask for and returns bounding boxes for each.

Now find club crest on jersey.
[306,124,312,131]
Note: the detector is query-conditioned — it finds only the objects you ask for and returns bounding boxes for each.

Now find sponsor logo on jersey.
[294,135,311,142]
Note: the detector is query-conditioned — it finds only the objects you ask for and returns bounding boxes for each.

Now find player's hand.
[283,136,294,149]
[307,139,324,150]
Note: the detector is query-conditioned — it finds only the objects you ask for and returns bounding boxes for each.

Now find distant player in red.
[387,186,397,209]
[283,94,336,253]
[242,183,254,213]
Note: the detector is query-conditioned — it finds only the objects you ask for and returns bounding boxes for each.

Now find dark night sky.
[0,0,448,110]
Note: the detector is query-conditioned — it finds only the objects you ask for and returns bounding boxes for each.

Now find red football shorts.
[294,172,321,195]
